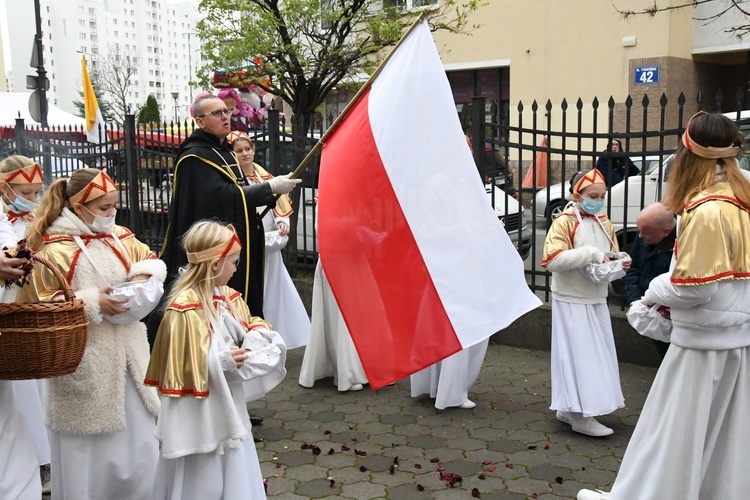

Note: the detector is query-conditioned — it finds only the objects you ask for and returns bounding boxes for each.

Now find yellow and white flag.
[82,56,105,143]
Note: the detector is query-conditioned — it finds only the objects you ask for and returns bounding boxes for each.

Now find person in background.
[542,169,631,437]
[578,112,750,500]
[0,156,50,494]
[229,131,311,349]
[299,258,369,392]
[146,220,286,500]
[218,87,251,133]
[624,202,676,359]
[595,138,640,186]
[21,168,165,499]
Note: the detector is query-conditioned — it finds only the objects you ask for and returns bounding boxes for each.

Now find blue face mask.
[9,187,37,213]
[580,197,605,215]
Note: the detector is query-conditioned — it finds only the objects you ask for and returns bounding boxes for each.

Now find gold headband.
[227,131,252,146]
[186,232,242,264]
[683,111,740,159]
[1,163,43,185]
[69,171,117,206]
[573,169,606,194]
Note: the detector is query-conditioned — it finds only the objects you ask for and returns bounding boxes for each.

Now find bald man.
[624,202,677,358]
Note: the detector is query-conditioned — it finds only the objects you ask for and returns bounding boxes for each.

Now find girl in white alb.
[542,169,631,437]
[21,168,165,499]
[146,220,287,500]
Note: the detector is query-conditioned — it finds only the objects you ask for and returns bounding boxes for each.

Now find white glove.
[268,174,302,195]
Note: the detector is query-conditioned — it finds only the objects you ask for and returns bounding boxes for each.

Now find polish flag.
[317,21,541,390]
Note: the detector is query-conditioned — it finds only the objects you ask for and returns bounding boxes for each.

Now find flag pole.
[260,10,429,217]
[289,9,429,180]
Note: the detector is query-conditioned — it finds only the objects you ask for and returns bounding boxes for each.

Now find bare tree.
[97,45,139,124]
[611,0,750,37]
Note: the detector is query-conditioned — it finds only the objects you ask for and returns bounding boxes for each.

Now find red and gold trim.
[69,170,117,206]
[1,163,43,185]
[186,231,242,264]
[573,169,606,194]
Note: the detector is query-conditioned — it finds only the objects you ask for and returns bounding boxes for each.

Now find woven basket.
[0,255,88,380]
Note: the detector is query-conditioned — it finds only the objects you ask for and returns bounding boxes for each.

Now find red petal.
[275,462,282,469]
[555,476,564,484]
[417,484,424,491]
[323,430,331,435]
[437,467,445,472]
[389,465,395,475]
[487,466,497,472]
[478,474,486,480]
[481,460,492,465]
[414,464,422,469]
[430,458,440,463]
[532,494,538,499]
[504,463,513,469]
[359,465,367,472]
[544,443,550,450]
[471,487,481,498]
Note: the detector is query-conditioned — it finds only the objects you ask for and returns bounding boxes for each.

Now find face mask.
[580,197,605,215]
[9,187,37,213]
[82,206,116,234]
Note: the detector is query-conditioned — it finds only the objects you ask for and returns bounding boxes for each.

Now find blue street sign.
[634,66,660,85]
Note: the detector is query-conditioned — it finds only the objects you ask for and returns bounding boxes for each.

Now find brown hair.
[663,113,750,214]
[26,168,100,251]
[0,155,35,174]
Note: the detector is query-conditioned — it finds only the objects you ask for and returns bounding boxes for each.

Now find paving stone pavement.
[250,343,658,499]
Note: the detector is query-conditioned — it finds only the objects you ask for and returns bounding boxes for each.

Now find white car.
[297,184,533,260]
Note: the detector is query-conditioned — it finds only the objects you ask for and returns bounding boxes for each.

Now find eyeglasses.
[197,107,234,118]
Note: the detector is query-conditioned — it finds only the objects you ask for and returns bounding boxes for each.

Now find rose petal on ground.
[471,488,481,498]
[389,465,395,475]
[341,445,350,452]
[417,484,424,491]
[555,476,564,484]
[414,464,422,469]
[359,465,367,472]
[327,448,335,455]
[478,474,486,480]
[504,464,513,469]
[528,445,538,450]
[544,443,550,450]
[487,466,497,472]
[430,458,440,463]
[482,460,492,465]
[324,430,331,435]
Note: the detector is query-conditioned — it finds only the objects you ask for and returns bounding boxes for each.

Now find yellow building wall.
[433,0,693,104]
[432,0,695,164]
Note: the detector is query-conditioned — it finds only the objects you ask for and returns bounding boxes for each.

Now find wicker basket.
[0,255,88,380]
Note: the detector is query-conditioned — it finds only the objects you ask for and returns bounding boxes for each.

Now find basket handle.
[32,255,77,302]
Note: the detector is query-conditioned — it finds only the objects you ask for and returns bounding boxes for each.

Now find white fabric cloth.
[0,381,42,500]
[263,229,311,349]
[626,300,672,343]
[299,260,368,391]
[150,434,265,500]
[50,375,158,499]
[550,299,624,416]
[11,380,50,466]
[152,307,278,499]
[609,345,750,499]
[410,338,489,409]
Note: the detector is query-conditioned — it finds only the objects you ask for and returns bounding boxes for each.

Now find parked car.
[296,184,533,261]
[533,156,661,228]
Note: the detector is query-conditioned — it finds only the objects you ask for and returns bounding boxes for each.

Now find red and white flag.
[318,21,541,389]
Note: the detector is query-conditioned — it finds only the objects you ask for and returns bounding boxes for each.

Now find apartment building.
[4,0,201,121]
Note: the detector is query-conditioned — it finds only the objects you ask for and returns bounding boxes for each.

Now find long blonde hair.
[26,168,100,251]
[663,113,750,214]
[166,220,243,327]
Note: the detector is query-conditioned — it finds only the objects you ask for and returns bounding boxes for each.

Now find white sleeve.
[644,272,716,309]
[0,212,18,248]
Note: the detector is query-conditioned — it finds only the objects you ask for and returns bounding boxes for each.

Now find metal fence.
[473,89,749,304]
[0,89,745,301]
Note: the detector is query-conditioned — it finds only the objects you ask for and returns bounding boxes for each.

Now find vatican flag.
[82,56,105,143]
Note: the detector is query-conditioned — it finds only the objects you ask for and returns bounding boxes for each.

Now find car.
[533,156,661,228]
[296,184,533,261]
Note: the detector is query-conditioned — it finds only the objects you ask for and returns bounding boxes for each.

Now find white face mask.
[81,206,116,234]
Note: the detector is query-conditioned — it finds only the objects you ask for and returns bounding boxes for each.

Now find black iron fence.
[473,89,749,304]
[0,90,745,301]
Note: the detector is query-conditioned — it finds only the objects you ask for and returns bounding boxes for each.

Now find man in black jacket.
[624,202,676,359]
[595,138,640,186]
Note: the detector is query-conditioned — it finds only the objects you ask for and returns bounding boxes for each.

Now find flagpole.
[290,9,429,180]
[259,10,429,218]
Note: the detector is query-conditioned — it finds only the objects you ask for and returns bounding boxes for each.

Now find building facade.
[4,0,201,122]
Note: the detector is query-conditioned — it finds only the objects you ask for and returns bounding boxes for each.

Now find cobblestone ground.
[251,343,658,499]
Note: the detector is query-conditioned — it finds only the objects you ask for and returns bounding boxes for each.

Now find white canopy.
[0,92,86,127]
